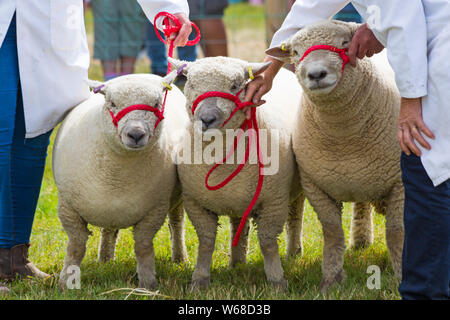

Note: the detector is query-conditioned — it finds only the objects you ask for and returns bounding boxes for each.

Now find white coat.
[270,0,450,187]
[0,0,189,138]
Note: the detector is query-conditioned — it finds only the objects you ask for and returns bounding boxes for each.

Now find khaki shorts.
[92,0,146,60]
[188,0,229,20]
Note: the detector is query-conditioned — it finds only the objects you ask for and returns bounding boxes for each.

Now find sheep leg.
[58,201,90,290]
[286,194,305,258]
[98,229,119,263]
[255,202,288,290]
[133,207,167,290]
[383,182,404,280]
[350,202,373,249]
[168,199,187,263]
[302,177,346,294]
[229,216,250,267]
[184,198,218,290]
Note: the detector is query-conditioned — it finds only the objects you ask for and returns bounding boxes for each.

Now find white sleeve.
[137,0,189,28]
[270,0,350,49]
[352,0,428,98]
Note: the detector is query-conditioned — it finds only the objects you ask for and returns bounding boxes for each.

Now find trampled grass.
[2,4,401,300]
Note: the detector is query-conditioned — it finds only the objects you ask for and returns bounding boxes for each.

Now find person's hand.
[170,13,192,47]
[397,97,435,156]
[243,58,283,119]
[348,23,384,67]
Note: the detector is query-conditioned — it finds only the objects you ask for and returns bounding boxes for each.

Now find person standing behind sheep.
[91,0,147,80]
[0,0,193,296]
[246,0,450,300]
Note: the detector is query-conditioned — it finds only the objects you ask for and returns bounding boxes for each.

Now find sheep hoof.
[319,270,346,294]
[171,251,188,264]
[230,258,246,268]
[350,239,372,250]
[269,278,287,291]
[286,246,302,260]
[98,254,114,263]
[190,277,210,290]
[139,278,158,290]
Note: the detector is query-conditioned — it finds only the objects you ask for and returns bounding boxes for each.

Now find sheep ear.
[246,61,272,79]
[331,20,361,39]
[161,70,178,91]
[86,79,107,95]
[167,57,191,76]
[265,41,293,61]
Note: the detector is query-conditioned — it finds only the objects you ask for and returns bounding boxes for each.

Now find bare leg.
[229,216,250,267]
[101,60,118,79]
[184,198,218,290]
[58,201,90,289]
[193,19,228,57]
[302,177,346,294]
[133,207,167,289]
[350,202,373,249]
[98,229,119,263]
[119,56,136,75]
[286,194,305,258]
[168,198,187,263]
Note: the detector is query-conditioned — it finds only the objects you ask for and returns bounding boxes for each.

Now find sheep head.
[87,73,176,151]
[267,20,360,98]
[169,57,270,133]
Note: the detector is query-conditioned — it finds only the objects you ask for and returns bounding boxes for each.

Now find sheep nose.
[308,70,328,81]
[200,114,217,129]
[127,129,145,143]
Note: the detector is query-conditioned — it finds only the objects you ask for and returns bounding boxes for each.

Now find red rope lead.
[153,12,200,74]
[192,90,264,246]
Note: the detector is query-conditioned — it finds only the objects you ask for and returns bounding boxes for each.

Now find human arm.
[352,1,432,155]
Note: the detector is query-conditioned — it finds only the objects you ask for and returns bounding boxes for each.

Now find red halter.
[108,104,164,130]
[300,45,350,73]
[192,90,264,247]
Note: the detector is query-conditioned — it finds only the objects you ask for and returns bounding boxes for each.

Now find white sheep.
[169,57,305,290]
[267,20,404,293]
[53,73,189,289]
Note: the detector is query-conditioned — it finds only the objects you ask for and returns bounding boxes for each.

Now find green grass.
[2,3,401,300]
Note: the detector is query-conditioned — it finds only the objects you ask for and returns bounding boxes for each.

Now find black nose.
[308,70,328,81]
[127,129,145,143]
[200,114,217,128]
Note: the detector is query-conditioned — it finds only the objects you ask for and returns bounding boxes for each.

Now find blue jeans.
[0,15,52,248]
[399,153,450,300]
[146,22,197,75]
[334,3,362,23]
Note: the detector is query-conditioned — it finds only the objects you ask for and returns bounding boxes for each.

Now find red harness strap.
[300,45,350,73]
[192,90,264,247]
[108,104,164,130]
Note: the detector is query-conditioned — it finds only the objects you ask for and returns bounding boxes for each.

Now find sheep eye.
[231,83,238,91]
[293,50,299,56]
[342,40,350,46]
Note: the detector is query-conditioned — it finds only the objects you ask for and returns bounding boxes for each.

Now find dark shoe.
[0,282,9,296]
[0,244,50,280]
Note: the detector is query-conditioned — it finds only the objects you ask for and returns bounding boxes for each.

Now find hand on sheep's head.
[347,23,384,67]
[267,21,367,95]
[86,74,176,150]
[169,57,271,130]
